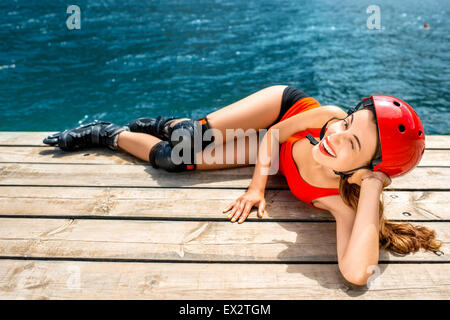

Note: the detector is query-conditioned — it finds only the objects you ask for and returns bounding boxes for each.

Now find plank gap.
[0,256,449,264]
[0,215,449,223]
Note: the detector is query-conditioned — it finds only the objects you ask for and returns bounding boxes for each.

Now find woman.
[43,85,442,286]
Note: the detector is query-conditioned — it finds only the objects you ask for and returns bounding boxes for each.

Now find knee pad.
[167,116,215,152]
[149,141,196,172]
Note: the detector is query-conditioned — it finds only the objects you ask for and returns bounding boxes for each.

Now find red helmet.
[361,95,425,178]
[307,95,426,179]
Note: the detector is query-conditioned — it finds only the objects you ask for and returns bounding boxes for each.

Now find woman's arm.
[248,127,275,192]
[338,177,385,286]
[270,105,347,144]
[223,127,275,222]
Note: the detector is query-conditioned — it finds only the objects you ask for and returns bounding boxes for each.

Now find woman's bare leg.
[195,85,287,170]
[117,85,287,168]
[117,131,161,162]
[116,130,264,170]
[195,134,263,170]
[168,85,288,143]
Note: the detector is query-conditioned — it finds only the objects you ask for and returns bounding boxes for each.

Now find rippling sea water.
[1,0,449,134]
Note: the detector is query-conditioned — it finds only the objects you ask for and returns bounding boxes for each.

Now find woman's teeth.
[323,139,336,157]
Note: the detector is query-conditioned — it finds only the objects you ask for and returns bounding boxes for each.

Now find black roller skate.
[43,120,130,151]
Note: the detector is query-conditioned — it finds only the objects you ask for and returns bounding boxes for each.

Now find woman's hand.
[223,188,266,223]
[348,168,392,188]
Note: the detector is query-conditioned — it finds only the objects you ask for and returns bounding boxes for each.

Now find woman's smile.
[319,137,336,158]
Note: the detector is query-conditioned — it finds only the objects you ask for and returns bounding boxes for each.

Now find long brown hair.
[338,106,442,255]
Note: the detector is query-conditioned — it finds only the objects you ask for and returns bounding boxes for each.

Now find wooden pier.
[0,132,448,299]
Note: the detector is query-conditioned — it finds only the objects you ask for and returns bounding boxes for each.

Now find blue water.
[1,0,449,134]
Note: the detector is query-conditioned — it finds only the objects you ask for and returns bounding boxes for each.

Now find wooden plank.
[0,218,447,262]
[0,163,287,188]
[418,150,450,166]
[0,147,448,167]
[383,191,450,220]
[0,132,448,149]
[0,187,326,220]
[0,163,448,189]
[0,147,144,165]
[0,186,448,221]
[426,135,450,149]
[0,260,448,299]
[0,162,279,189]
[0,132,56,146]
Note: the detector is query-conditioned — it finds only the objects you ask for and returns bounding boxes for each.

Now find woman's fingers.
[223,201,236,213]
[230,201,246,222]
[385,176,392,187]
[222,193,265,223]
[226,200,240,219]
[238,202,253,224]
[258,199,266,218]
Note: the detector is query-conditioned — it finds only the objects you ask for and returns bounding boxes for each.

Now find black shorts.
[266,86,310,129]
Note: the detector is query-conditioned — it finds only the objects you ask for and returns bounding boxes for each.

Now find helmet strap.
[306,101,363,146]
[333,164,373,179]
[306,116,344,146]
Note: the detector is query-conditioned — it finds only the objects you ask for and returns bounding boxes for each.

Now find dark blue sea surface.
[1,0,449,134]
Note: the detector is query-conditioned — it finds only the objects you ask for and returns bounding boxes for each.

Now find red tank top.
[278,97,340,211]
